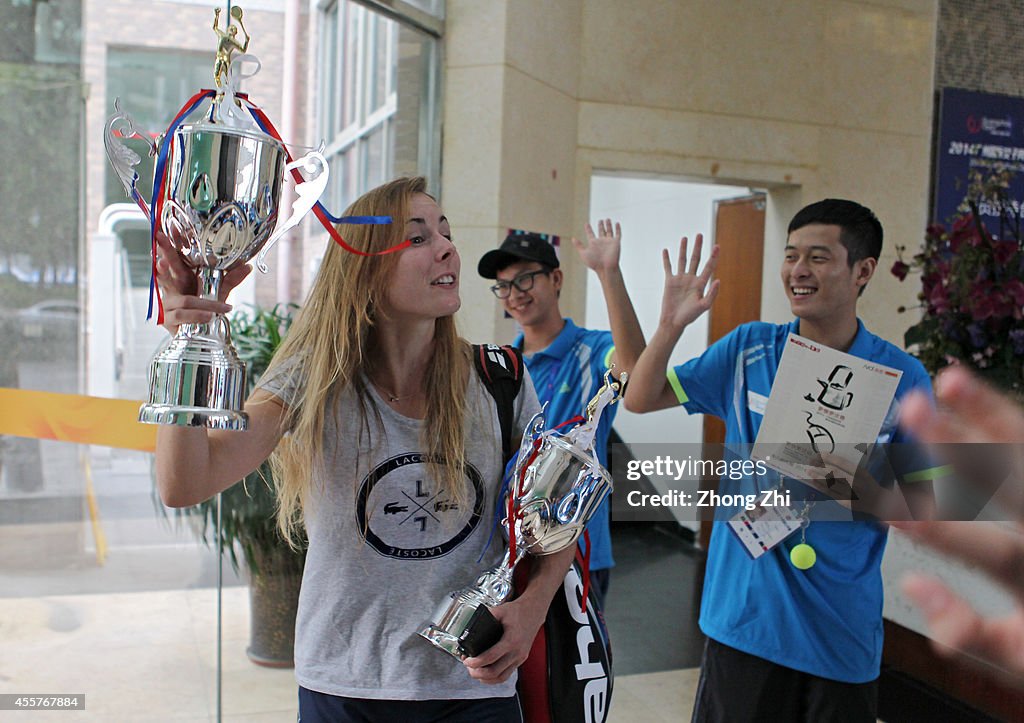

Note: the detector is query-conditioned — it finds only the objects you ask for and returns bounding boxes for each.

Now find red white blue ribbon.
[242,100,406,257]
[146,89,218,322]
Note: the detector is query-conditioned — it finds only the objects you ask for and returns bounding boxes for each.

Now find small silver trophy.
[103,7,327,431]
[419,369,626,659]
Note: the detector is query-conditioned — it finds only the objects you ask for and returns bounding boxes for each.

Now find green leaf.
[903,319,935,348]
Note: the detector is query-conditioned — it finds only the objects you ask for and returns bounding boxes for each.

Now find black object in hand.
[458,605,504,657]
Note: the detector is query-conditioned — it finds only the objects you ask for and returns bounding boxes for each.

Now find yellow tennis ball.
[790,543,816,570]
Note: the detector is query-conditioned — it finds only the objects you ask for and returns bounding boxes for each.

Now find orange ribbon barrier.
[0,388,155,452]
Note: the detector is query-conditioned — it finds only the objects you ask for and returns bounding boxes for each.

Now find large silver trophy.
[103,7,327,431]
[419,369,626,659]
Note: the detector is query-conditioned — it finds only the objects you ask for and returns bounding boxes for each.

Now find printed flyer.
[751,333,902,484]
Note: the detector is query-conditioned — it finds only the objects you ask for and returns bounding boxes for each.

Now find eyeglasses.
[490,269,550,299]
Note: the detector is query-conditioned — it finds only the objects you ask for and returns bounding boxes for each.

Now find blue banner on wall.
[933,87,1024,233]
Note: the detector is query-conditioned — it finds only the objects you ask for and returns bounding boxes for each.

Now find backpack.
[472,344,614,723]
[473,343,524,465]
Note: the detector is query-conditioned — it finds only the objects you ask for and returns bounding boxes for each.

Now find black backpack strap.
[472,343,524,465]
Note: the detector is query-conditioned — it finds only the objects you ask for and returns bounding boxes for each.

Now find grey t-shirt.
[258,361,540,700]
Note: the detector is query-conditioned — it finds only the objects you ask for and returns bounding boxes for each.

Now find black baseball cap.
[477,232,560,279]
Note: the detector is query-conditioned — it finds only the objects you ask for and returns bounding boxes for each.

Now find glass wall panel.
[0,0,84,581]
[2,2,282,719]
[103,48,212,207]
[1,0,442,718]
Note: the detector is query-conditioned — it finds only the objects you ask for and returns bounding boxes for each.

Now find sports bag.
[515,548,613,723]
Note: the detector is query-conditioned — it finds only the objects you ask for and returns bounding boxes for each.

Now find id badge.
[728,503,802,559]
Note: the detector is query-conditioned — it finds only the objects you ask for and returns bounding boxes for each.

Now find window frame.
[315,0,443,212]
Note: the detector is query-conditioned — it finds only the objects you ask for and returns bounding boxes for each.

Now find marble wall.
[443,0,939,350]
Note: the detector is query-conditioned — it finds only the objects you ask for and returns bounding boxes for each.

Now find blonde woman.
[154,177,574,722]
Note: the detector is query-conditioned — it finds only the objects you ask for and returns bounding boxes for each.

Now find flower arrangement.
[892,168,1024,394]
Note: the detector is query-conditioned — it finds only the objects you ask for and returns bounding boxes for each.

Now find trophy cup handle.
[104,99,158,203]
[256,151,329,273]
[518,409,546,458]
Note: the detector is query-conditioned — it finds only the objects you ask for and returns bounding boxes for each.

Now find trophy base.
[142,325,249,431]
[418,625,465,659]
[419,599,504,660]
[138,404,249,431]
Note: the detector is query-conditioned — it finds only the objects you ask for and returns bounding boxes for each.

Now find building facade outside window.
[313,0,443,277]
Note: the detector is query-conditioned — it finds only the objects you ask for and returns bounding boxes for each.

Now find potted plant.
[189,302,306,667]
[892,167,1024,395]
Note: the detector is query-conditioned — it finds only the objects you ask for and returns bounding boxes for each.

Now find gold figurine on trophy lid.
[213,5,249,88]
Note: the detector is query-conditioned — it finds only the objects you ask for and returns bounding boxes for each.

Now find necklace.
[368,375,423,404]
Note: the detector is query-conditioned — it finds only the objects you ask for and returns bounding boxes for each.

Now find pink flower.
[970,296,995,321]
[891,260,910,281]
[950,214,983,252]
[990,291,1016,320]
[927,283,950,314]
[1005,278,1024,305]
[969,280,996,320]
[921,270,943,297]
[969,288,1016,321]
[993,239,1020,265]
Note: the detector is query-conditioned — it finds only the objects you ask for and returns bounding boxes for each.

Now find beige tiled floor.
[0,587,697,722]
[610,668,699,722]
[0,588,295,722]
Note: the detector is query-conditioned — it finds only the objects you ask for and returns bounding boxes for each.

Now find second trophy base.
[418,625,466,659]
[419,603,504,660]
[139,403,249,431]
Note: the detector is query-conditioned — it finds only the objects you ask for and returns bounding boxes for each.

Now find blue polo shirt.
[514,318,616,571]
[670,319,934,683]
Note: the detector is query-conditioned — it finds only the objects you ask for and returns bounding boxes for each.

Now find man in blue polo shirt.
[626,199,939,722]
[478,222,645,608]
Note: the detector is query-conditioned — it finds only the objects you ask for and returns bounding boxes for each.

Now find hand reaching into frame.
[658,234,720,334]
[893,366,1024,687]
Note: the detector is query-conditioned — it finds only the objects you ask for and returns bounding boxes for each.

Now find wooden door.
[698,194,766,550]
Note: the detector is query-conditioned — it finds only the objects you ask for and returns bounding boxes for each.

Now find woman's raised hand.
[155,231,252,333]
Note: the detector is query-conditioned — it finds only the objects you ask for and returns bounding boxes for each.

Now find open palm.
[660,234,720,332]
[573,218,621,274]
